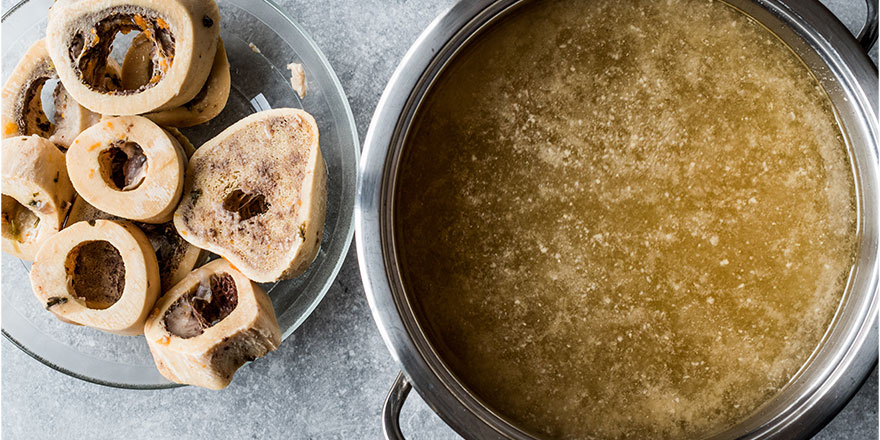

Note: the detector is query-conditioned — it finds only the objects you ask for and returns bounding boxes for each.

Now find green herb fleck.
[298,224,306,240]
[46,297,67,309]
[191,189,202,203]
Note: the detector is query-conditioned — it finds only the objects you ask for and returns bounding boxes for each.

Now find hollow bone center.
[100,141,148,191]
[66,240,125,310]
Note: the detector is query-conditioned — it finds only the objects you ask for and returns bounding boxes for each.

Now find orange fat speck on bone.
[223,258,240,272]
[133,14,148,30]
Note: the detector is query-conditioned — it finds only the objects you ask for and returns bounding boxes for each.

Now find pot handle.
[382,372,413,440]
[858,0,878,52]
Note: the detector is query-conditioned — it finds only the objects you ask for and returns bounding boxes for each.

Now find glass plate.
[1,0,359,388]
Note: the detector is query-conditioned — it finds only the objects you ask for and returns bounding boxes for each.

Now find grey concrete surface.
[1,0,877,439]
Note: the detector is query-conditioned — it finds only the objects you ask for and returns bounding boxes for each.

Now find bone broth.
[394,0,858,438]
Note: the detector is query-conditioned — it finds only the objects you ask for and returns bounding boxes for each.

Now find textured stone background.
[1,0,876,439]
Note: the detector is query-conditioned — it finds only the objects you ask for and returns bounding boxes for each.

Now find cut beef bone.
[144,259,281,389]
[30,219,160,335]
[46,0,220,115]
[67,116,185,223]
[123,35,230,127]
[1,135,74,261]
[174,109,327,282]
[1,39,105,149]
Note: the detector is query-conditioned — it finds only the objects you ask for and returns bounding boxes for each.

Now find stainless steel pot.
[356,1,879,439]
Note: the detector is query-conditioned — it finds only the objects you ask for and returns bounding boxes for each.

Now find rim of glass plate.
[1,0,360,389]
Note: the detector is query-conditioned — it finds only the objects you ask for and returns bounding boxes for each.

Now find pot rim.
[356,1,879,439]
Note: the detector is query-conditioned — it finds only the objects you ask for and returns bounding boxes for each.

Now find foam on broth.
[394,0,858,438]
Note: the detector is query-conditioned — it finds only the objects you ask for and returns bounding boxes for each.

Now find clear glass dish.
[1,0,359,388]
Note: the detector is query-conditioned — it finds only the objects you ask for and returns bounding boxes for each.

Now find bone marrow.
[1,135,75,261]
[46,0,220,115]
[30,219,160,335]
[123,35,230,128]
[68,240,126,309]
[173,109,328,282]
[164,272,238,339]
[67,116,185,223]
[119,29,154,90]
[66,196,203,291]
[1,39,103,148]
[144,259,280,389]
[73,13,176,94]
[100,141,148,190]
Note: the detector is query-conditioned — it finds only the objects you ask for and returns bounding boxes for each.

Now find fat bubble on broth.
[394,0,858,439]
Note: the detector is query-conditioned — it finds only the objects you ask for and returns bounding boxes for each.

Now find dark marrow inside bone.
[223,190,270,221]
[17,63,56,136]
[139,222,189,290]
[71,9,175,94]
[164,273,239,339]
[66,240,125,310]
[66,197,191,292]
[99,141,148,191]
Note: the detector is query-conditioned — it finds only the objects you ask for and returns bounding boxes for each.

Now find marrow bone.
[144,259,281,389]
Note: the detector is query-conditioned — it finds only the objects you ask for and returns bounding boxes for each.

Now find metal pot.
[356,1,879,438]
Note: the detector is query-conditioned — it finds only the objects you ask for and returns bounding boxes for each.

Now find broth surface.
[394,0,857,438]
